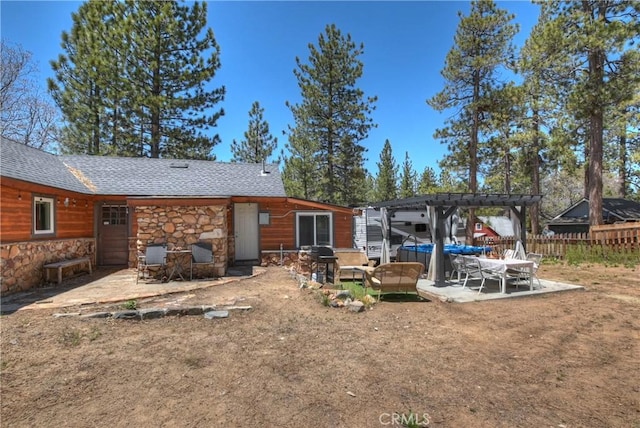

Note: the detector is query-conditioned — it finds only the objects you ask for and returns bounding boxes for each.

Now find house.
[0,138,355,294]
[547,198,640,234]
[474,216,515,241]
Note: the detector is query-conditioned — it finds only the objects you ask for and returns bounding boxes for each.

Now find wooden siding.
[254,197,354,250]
[1,179,94,244]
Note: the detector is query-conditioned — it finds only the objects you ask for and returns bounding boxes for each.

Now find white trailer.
[353,207,433,262]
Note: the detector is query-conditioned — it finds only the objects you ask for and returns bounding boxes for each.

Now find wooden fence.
[475,222,640,259]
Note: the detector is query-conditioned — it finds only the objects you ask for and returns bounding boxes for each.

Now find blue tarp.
[399,244,491,255]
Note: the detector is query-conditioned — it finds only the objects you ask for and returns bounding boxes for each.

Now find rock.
[80,312,112,319]
[53,312,81,318]
[336,290,353,300]
[164,307,184,317]
[204,310,229,319]
[112,310,140,320]
[139,308,166,319]
[362,295,376,306]
[184,306,205,316]
[348,301,365,313]
[223,305,252,311]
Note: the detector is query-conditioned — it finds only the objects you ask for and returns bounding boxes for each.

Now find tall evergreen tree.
[373,139,397,202]
[417,166,439,195]
[231,101,278,163]
[399,151,416,198]
[49,0,225,159]
[283,24,377,205]
[528,0,640,225]
[427,0,518,241]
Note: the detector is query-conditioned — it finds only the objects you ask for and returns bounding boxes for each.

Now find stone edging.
[52,305,252,320]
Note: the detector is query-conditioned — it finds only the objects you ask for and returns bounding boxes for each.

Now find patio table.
[166,249,192,281]
[461,256,534,294]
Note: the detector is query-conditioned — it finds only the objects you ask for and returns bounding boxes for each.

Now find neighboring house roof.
[549,198,640,225]
[1,137,286,197]
[477,216,515,237]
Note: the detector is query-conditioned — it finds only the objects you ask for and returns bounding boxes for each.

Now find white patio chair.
[507,253,543,289]
[460,257,502,294]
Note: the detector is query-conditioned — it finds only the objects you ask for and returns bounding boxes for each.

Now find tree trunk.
[530,108,541,234]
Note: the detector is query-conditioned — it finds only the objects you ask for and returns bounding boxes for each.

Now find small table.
[340,265,375,286]
[166,249,192,281]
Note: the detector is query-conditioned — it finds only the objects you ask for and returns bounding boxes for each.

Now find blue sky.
[1,1,540,176]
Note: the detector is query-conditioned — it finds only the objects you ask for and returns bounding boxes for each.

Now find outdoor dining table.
[460,255,535,294]
[166,249,192,281]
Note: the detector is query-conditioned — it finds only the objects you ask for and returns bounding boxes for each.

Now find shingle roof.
[550,198,640,224]
[1,138,286,197]
[478,216,515,237]
[0,137,88,193]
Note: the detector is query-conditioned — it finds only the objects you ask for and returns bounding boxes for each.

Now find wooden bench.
[44,257,92,284]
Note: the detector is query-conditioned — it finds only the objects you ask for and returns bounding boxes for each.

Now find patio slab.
[416,277,584,303]
[1,266,261,313]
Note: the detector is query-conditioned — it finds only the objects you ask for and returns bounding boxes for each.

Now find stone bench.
[44,257,92,284]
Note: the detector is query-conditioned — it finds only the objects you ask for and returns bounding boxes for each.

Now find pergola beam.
[370,193,542,287]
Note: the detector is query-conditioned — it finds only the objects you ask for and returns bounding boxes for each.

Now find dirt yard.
[1,262,639,427]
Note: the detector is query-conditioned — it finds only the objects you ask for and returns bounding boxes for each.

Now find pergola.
[369,193,543,286]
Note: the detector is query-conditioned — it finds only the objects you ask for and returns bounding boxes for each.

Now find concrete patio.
[1,265,260,314]
[416,276,584,303]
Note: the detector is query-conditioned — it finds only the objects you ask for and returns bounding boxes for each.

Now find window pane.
[102,205,127,225]
[316,215,330,246]
[299,215,315,246]
[34,198,53,233]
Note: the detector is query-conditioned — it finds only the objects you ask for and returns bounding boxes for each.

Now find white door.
[234,203,259,261]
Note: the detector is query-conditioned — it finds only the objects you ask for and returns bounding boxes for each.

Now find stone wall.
[135,205,227,278]
[1,238,95,295]
[259,249,315,279]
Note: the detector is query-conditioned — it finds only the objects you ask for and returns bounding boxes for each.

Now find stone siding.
[135,205,227,278]
[1,238,96,295]
[259,249,315,278]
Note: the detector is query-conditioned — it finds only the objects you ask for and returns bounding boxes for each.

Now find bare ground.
[1,262,639,427]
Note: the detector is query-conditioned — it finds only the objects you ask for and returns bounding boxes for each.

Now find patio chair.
[364,262,424,301]
[449,254,463,282]
[190,241,214,280]
[137,244,167,283]
[507,253,543,289]
[459,257,502,294]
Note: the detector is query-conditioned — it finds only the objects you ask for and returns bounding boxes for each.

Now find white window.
[34,196,55,235]
[296,212,333,247]
[475,222,483,231]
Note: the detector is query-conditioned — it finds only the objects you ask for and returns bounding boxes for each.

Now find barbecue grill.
[309,246,337,284]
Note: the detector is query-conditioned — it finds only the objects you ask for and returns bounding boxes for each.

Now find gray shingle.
[1,138,286,197]
[0,137,89,193]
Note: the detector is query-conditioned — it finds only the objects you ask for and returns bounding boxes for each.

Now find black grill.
[310,246,337,284]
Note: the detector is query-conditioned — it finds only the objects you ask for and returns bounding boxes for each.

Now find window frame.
[33,195,56,236]
[295,211,333,248]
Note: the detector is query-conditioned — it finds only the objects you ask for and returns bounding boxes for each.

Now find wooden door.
[98,204,129,266]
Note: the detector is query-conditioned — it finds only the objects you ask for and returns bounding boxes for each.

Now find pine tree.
[231,101,278,163]
[283,24,377,205]
[399,151,416,199]
[417,166,439,195]
[528,0,640,224]
[49,0,225,159]
[373,139,397,202]
[427,0,518,240]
